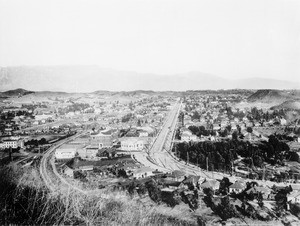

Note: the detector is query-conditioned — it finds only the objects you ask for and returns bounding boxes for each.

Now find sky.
[0,0,300,81]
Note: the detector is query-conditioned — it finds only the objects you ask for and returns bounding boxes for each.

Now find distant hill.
[247,89,300,111]
[0,88,34,98]
[0,66,299,92]
[248,89,291,103]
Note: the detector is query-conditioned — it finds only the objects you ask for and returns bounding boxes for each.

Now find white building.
[0,138,24,149]
[55,144,85,160]
[76,146,98,159]
[288,192,300,204]
[120,138,145,151]
[35,114,54,121]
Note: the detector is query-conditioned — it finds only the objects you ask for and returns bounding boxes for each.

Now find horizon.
[1,0,300,83]
[0,65,300,92]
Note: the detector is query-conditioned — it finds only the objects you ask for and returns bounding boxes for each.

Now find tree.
[145,180,162,204]
[137,183,147,197]
[117,169,128,178]
[219,177,232,195]
[215,196,237,221]
[127,181,136,197]
[247,127,253,133]
[203,188,214,208]
[257,192,264,208]
[232,131,238,141]
[137,119,141,127]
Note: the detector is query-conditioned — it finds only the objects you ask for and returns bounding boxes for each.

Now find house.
[78,165,94,171]
[287,191,300,204]
[162,179,182,190]
[98,148,117,159]
[290,184,300,192]
[280,118,287,126]
[229,180,246,194]
[246,186,271,200]
[181,128,193,136]
[182,175,201,189]
[138,130,149,137]
[170,170,186,181]
[62,165,74,177]
[200,179,220,191]
[213,124,221,131]
[133,167,154,179]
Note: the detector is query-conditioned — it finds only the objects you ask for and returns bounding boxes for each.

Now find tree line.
[173,134,292,173]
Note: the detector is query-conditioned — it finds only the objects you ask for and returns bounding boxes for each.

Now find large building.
[120,137,145,151]
[55,144,85,160]
[0,138,24,149]
[90,129,117,148]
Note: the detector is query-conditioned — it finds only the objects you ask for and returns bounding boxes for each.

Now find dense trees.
[188,125,214,137]
[174,135,291,173]
[25,138,48,146]
[247,107,286,122]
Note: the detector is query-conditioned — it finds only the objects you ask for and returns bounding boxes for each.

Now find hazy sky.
[0,0,300,81]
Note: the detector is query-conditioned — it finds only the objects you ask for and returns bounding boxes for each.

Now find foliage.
[257,192,264,207]
[214,196,238,221]
[175,136,291,173]
[188,125,214,137]
[0,166,196,225]
[145,179,162,204]
[219,177,232,195]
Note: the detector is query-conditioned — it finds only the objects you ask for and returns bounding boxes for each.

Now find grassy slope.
[0,165,197,225]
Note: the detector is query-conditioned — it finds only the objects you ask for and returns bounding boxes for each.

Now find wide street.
[134,100,216,178]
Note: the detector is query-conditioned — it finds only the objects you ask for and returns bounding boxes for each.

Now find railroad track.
[39,132,113,199]
[39,132,87,194]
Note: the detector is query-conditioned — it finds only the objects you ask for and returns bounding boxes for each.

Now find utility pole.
[9,146,12,162]
[187,150,189,165]
[206,157,208,172]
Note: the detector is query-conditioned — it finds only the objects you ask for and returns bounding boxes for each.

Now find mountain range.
[0,66,299,92]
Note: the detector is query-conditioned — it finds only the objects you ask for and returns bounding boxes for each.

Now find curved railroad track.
[39,132,87,194]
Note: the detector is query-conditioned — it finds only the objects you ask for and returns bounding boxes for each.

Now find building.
[229,181,246,194]
[246,186,271,200]
[90,129,116,148]
[76,146,98,159]
[181,133,198,142]
[120,138,145,151]
[0,138,24,149]
[55,144,85,160]
[62,165,74,177]
[200,179,220,191]
[287,191,300,204]
[138,130,149,137]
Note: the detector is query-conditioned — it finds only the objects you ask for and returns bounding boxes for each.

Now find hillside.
[271,100,300,110]
[247,89,294,103]
[0,88,34,98]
